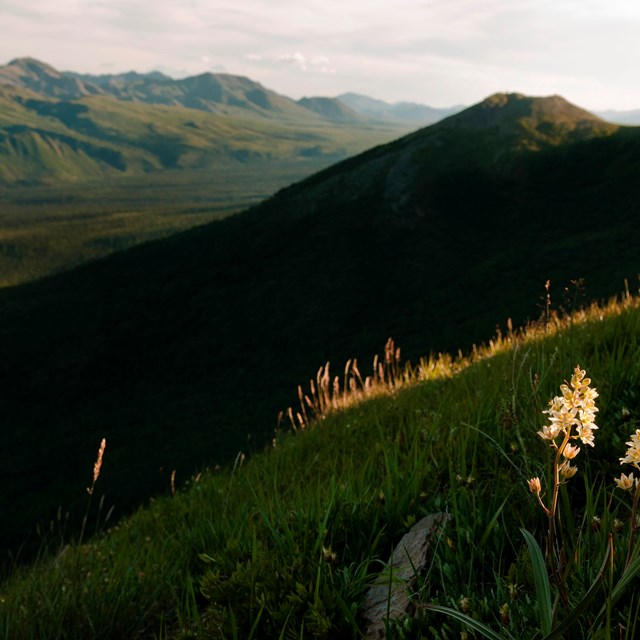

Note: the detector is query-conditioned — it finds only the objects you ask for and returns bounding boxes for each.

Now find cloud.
[2,0,640,109]
[277,51,308,70]
[242,51,335,74]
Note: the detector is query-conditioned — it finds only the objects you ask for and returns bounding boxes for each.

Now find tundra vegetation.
[2,291,640,638]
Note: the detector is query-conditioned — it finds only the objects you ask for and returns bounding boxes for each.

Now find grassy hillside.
[0,93,639,562]
[2,295,640,638]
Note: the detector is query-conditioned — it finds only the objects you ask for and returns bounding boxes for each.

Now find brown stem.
[547,431,571,603]
[536,493,550,517]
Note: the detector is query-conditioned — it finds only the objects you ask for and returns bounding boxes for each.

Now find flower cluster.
[616,429,640,492]
[535,365,598,480]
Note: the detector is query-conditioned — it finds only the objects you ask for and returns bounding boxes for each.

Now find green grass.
[0,161,339,286]
[2,295,640,638]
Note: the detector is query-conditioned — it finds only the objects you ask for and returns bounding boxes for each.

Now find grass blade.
[520,528,553,635]
[424,603,512,640]
[543,534,612,640]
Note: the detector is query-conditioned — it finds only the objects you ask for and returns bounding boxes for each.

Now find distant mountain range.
[2,89,640,556]
[593,108,640,125]
[0,57,462,125]
[0,57,460,186]
[5,57,640,188]
[0,57,330,120]
[337,92,462,124]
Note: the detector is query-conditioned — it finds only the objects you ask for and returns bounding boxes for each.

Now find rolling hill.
[1,91,639,562]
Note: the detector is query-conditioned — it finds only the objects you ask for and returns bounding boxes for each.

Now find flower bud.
[528,477,542,494]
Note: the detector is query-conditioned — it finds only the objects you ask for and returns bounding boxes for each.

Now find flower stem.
[547,432,570,599]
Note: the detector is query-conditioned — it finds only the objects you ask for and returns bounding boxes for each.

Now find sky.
[2,0,640,111]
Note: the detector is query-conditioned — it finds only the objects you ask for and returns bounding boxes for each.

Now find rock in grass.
[361,513,450,639]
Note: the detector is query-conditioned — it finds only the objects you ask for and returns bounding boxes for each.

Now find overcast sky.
[2,0,639,111]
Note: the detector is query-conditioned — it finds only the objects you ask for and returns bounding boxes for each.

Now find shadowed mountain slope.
[1,92,639,560]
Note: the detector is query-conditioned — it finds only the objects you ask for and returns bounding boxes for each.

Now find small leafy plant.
[426,366,640,639]
[528,366,599,601]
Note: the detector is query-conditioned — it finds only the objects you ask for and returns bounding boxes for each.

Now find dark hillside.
[1,93,639,560]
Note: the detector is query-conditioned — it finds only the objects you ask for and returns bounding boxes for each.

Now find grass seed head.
[88,438,106,495]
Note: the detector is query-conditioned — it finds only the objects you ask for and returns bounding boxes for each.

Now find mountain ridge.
[0,57,463,125]
[2,57,466,187]
[0,58,321,120]
[272,91,622,225]
[0,58,419,185]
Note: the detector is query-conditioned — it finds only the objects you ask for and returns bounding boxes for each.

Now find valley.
[0,160,337,286]
[0,57,445,286]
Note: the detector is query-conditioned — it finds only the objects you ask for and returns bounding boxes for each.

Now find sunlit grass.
[286,290,640,430]
[2,290,640,638]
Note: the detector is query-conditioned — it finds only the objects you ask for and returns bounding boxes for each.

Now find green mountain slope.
[0,59,414,286]
[1,92,639,561]
[2,297,640,637]
[0,57,328,120]
[0,86,407,184]
[0,59,413,185]
[1,58,464,126]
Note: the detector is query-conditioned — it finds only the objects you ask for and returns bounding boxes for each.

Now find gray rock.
[361,513,451,639]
